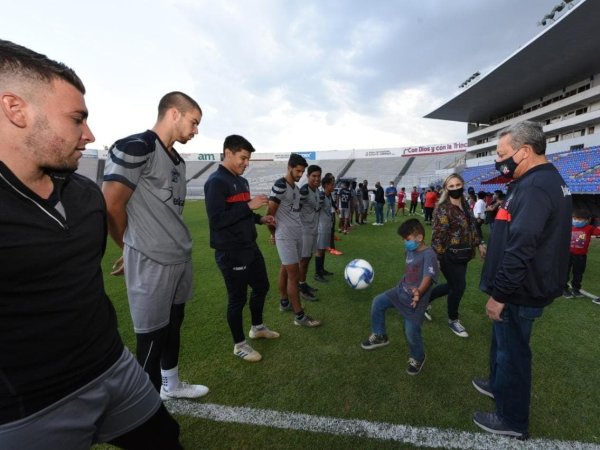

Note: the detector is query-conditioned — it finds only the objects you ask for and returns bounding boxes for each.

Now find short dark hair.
[157,91,202,119]
[322,174,335,187]
[397,218,425,239]
[288,153,308,168]
[0,39,85,93]
[307,165,321,176]
[573,208,591,219]
[223,134,255,154]
[498,121,546,155]
[477,191,486,199]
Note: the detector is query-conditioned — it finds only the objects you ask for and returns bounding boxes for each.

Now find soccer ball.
[344,259,374,290]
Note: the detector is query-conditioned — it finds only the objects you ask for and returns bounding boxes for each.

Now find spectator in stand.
[409,186,419,215]
[423,186,438,224]
[385,181,397,222]
[373,181,385,225]
[427,173,485,338]
[473,191,487,240]
[397,187,406,216]
[563,209,600,299]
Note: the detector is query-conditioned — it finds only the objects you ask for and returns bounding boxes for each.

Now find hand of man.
[486,296,505,321]
[248,194,268,210]
[111,255,124,276]
[261,215,276,226]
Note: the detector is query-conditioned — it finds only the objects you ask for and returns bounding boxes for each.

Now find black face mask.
[495,148,522,179]
[447,187,464,199]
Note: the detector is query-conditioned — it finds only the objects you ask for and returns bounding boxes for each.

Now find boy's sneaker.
[448,319,469,338]
[233,342,262,362]
[314,273,329,283]
[249,325,280,340]
[322,269,334,276]
[563,288,574,298]
[406,355,426,375]
[592,297,600,305]
[329,248,343,255]
[279,301,293,312]
[294,314,322,327]
[424,305,432,321]
[472,378,494,399]
[305,283,319,293]
[300,289,318,301]
[473,411,528,439]
[160,381,209,400]
[572,289,584,298]
[360,334,390,350]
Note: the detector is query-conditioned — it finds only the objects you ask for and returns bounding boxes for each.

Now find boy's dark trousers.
[566,253,587,291]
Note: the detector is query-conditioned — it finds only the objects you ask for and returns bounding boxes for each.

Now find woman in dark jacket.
[427,173,486,337]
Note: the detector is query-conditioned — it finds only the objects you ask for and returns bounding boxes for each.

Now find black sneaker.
[472,378,494,399]
[300,289,318,301]
[322,270,334,276]
[563,288,574,299]
[473,411,528,439]
[360,334,389,350]
[314,273,329,283]
[406,355,426,375]
[305,282,318,293]
[572,289,584,298]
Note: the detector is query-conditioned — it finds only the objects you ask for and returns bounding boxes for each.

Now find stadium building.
[426,0,599,204]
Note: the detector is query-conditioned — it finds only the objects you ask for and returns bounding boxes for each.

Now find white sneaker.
[234,342,262,362]
[160,381,209,400]
[249,325,280,339]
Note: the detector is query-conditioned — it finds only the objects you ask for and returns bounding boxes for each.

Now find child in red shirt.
[564,209,600,299]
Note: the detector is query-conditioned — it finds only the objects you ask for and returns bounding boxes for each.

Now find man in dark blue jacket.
[473,121,572,439]
[204,135,279,363]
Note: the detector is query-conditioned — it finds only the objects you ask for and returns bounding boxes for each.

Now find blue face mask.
[404,239,419,252]
[572,220,587,228]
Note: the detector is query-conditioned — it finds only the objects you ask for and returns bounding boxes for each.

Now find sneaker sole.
[300,293,318,302]
[234,351,262,362]
[160,387,209,400]
[472,380,495,399]
[472,417,525,439]
[249,331,280,339]
[293,320,321,327]
[360,341,390,350]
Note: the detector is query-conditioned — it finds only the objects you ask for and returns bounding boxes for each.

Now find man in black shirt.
[0,40,181,449]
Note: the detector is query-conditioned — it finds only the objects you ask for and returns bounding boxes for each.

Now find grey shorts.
[362,199,369,211]
[301,232,318,258]
[340,208,350,219]
[124,245,193,333]
[275,237,302,265]
[317,229,331,250]
[0,348,161,449]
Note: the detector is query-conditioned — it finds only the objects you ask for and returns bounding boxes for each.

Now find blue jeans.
[375,203,384,224]
[385,202,396,221]
[489,303,543,433]
[370,293,424,361]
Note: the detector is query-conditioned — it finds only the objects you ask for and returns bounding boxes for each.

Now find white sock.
[161,366,180,391]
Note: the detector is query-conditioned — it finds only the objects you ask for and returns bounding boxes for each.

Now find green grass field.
[98,201,600,449]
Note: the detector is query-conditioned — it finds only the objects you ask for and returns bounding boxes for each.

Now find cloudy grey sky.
[3,0,563,153]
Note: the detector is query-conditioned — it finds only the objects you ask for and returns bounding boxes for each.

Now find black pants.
[409,201,418,214]
[424,207,434,223]
[429,255,468,321]
[215,244,270,343]
[565,253,587,291]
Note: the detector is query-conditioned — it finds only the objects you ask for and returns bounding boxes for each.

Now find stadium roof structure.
[425,0,600,124]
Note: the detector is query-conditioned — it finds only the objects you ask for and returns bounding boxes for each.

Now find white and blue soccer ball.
[344,259,374,290]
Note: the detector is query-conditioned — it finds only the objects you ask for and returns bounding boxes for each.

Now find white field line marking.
[166,400,600,450]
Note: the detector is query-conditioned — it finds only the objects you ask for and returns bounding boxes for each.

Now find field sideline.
[97,200,600,449]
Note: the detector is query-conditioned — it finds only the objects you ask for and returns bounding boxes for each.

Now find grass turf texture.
[95,201,600,449]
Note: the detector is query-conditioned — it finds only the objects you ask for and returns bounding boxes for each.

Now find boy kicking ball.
[361,218,438,375]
